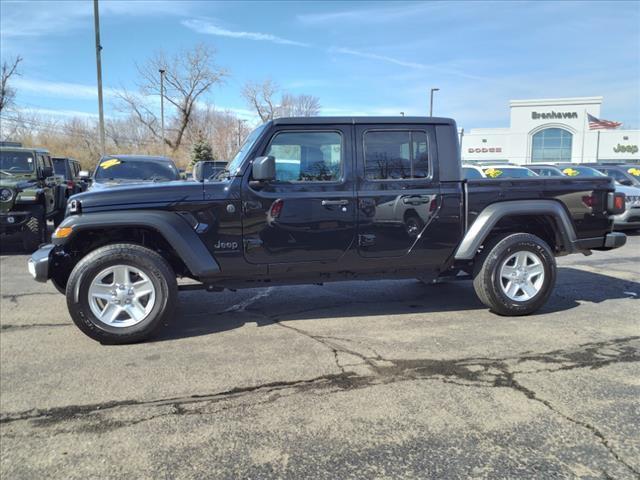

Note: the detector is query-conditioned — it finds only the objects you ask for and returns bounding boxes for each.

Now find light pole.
[159,69,166,155]
[93,0,105,155]
[429,87,439,117]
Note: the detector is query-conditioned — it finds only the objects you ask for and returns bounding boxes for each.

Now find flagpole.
[581,109,587,163]
[596,130,600,163]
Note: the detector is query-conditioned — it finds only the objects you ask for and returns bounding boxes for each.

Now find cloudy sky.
[1,0,639,129]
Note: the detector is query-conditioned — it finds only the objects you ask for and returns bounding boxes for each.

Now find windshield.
[0,151,35,174]
[225,124,266,176]
[462,167,483,179]
[94,158,180,182]
[560,166,605,177]
[199,161,228,180]
[483,167,537,178]
[626,167,640,179]
[532,167,563,177]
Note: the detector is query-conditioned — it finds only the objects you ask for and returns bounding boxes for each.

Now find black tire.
[21,209,45,252]
[473,233,556,316]
[404,213,424,238]
[66,243,177,344]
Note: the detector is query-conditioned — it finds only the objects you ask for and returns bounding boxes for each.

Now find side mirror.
[620,179,633,186]
[41,166,53,179]
[252,156,276,182]
[193,161,205,182]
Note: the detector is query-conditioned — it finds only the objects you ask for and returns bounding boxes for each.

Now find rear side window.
[53,159,66,175]
[364,130,429,180]
[266,131,342,182]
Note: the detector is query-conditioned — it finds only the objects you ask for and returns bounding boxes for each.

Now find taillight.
[67,180,75,189]
[581,195,594,208]
[607,192,626,214]
[270,199,284,218]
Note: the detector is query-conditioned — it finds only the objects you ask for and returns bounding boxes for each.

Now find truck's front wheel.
[66,243,177,344]
[473,233,556,316]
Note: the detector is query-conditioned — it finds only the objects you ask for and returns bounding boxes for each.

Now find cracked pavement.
[1,235,639,479]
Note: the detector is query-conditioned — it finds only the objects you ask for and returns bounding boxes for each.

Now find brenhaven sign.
[531,111,578,120]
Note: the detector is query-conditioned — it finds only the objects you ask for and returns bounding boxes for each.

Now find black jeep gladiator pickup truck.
[28,117,627,343]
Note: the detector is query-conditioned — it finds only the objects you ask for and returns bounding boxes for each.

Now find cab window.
[266,131,342,182]
[364,130,429,180]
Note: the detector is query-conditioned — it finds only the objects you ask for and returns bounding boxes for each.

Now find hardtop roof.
[270,116,456,126]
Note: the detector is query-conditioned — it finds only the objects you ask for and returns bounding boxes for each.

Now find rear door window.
[363,130,429,180]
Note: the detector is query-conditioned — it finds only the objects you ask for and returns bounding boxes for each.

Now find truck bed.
[465,176,614,241]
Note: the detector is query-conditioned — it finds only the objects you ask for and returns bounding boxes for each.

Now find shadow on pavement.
[154,266,639,343]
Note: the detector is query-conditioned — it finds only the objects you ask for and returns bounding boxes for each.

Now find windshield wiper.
[0,169,14,176]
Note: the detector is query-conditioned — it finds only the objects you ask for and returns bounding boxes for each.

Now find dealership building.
[460,97,640,165]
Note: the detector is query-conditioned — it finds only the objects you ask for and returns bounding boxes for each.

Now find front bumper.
[28,244,55,282]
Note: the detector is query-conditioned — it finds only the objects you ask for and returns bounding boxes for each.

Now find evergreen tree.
[191,134,214,166]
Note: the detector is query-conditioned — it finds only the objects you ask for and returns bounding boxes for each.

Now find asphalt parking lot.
[1,234,639,479]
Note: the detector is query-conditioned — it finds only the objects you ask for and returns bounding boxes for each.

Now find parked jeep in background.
[87,155,181,190]
[1,146,66,250]
[52,157,86,197]
[28,117,628,344]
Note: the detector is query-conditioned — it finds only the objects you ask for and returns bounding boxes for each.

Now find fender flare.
[454,200,578,260]
[54,210,221,278]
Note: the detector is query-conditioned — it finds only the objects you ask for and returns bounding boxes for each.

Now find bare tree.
[0,55,23,113]
[117,44,227,153]
[242,79,321,120]
[280,93,321,117]
[241,79,280,122]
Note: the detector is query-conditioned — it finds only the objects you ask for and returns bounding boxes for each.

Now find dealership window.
[266,131,342,182]
[531,128,573,162]
[364,130,429,180]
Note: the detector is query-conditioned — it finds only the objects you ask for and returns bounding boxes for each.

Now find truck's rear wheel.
[473,233,556,316]
[66,243,177,344]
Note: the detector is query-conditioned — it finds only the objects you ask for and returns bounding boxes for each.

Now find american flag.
[588,113,622,130]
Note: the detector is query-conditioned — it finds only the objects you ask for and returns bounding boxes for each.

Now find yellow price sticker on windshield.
[484,168,503,178]
[627,167,640,177]
[563,168,579,176]
[100,159,121,170]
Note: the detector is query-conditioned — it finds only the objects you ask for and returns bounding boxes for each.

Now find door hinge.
[358,234,376,247]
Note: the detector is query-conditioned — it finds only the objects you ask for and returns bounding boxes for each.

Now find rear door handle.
[321,199,349,206]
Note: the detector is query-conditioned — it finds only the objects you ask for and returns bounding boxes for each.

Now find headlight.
[0,188,13,202]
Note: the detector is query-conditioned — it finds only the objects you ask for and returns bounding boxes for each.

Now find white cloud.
[182,19,310,47]
[331,47,488,82]
[0,0,195,39]
[16,107,99,119]
[297,2,449,25]
[13,78,121,100]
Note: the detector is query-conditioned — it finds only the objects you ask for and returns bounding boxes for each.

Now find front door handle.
[321,199,349,206]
